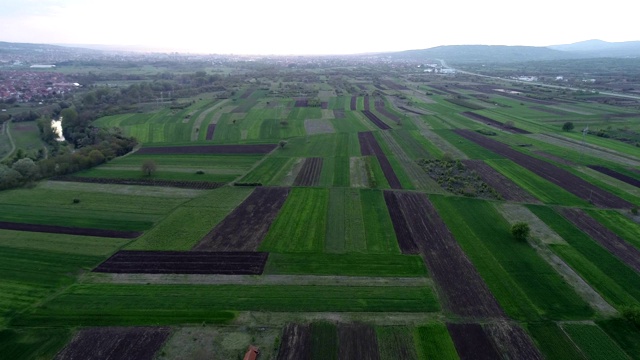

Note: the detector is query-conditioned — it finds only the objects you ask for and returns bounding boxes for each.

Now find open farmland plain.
[4,61,640,360]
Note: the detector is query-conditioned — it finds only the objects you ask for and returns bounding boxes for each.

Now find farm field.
[4,62,640,359]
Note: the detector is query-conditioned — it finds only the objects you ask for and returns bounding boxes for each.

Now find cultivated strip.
[338,323,381,360]
[55,327,171,360]
[293,157,323,186]
[137,144,276,155]
[0,221,141,239]
[455,129,632,208]
[277,323,312,360]
[193,187,290,251]
[383,191,505,317]
[561,208,640,273]
[446,323,500,360]
[462,160,538,202]
[93,251,269,275]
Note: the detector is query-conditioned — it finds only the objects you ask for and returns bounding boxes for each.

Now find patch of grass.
[562,323,630,360]
[311,322,338,360]
[586,209,640,250]
[413,323,459,360]
[14,284,439,327]
[377,326,418,360]
[0,328,71,360]
[260,188,329,252]
[527,322,584,360]
[361,189,400,254]
[126,187,253,250]
[237,157,292,185]
[264,253,427,277]
[597,319,640,359]
[325,188,366,253]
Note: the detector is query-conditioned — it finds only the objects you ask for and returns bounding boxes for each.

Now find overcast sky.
[1,0,637,55]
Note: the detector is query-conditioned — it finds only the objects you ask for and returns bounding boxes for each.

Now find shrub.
[511,222,530,241]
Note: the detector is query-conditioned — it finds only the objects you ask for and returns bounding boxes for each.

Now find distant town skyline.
[1,0,638,55]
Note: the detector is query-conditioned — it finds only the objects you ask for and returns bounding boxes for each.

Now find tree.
[280,120,289,127]
[88,149,105,166]
[11,158,39,180]
[141,160,157,176]
[511,222,530,241]
[562,122,574,132]
[278,140,288,149]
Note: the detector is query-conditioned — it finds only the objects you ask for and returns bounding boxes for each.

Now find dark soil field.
[293,157,323,186]
[462,160,538,202]
[338,323,380,360]
[321,102,328,109]
[277,323,311,360]
[295,99,309,107]
[358,132,385,156]
[375,99,401,123]
[398,106,427,115]
[462,112,531,134]
[446,323,500,360]
[93,251,269,274]
[193,187,290,251]
[55,327,170,360]
[358,132,402,189]
[239,88,255,99]
[454,129,633,208]
[0,221,142,239]
[561,208,640,272]
[588,165,640,188]
[361,111,392,130]
[384,191,505,317]
[205,124,216,140]
[350,96,357,111]
[333,109,345,119]
[137,144,276,155]
[364,96,370,111]
[532,151,576,166]
[50,176,225,189]
[381,80,408,90]
[485,321,543,360]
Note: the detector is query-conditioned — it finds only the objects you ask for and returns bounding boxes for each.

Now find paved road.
[437,59,640,100]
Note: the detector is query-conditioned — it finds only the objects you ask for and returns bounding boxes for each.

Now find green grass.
[332,156,350,187]
[325,188,366,253]
[390,130,440,159]
[562,323,630,360]
[486,159,589,206]
[260,188,329,252]
[528,205,640,308]
[0,328,71,360]
[9,121,44,157]
[414,323,459,360]
[237,157,292,185]
[264,253,428,277]
[597,319,640,359]
[311,322,338,360]
[361,189,400,254]
[126,187,253,250]
[430,196,594,321]
[14,283,439,327]
[0,184,186,215]
[0,246,105,326]
[365,156,391,189]
[527,322,584,360]
[76,168,237,182]
[377,326,418,360]
[0,229,129,256]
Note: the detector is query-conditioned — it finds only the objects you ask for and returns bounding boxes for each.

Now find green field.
[260,188,329,252]
[264,253,427,277]
[562,323,630,360]
[431,196,594,321]
[413,324,459,360]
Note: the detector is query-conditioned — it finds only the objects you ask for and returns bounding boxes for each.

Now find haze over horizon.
[1,0,638,55]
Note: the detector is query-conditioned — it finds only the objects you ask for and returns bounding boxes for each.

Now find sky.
[1,0,638,55]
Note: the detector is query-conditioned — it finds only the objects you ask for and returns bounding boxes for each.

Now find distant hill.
[387,45,577,63]
[386,40,640,64]
[549,39,640,57]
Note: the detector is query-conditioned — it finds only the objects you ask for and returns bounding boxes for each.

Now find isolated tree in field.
[511,222,530,241]
[280,120,289,127]
[562,121,574,132]
[505,120,515,128]
[142,160,157,176]
[278,140,287,149]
